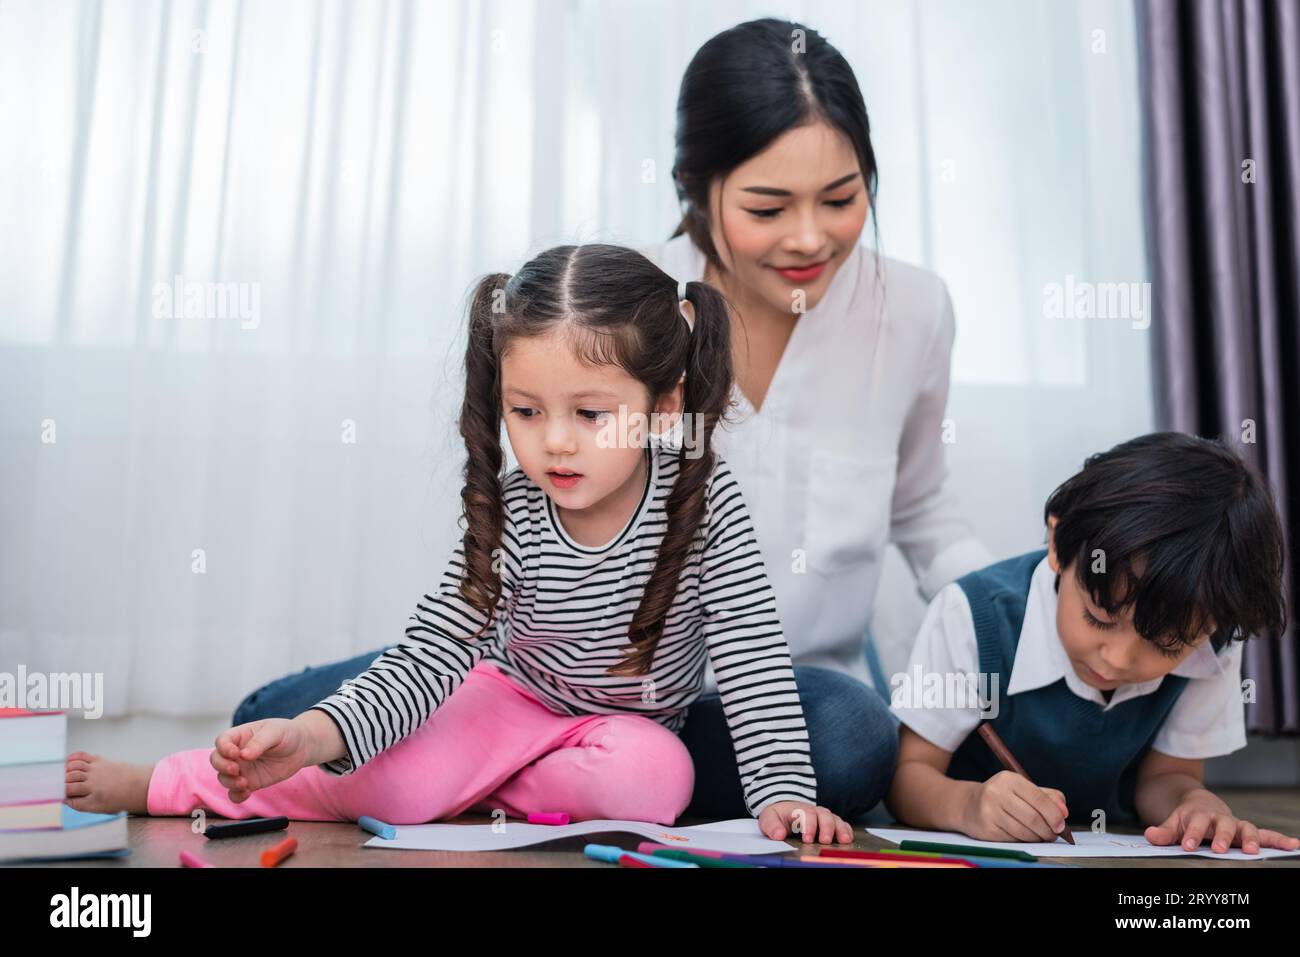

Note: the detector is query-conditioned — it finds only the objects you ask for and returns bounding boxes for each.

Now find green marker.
[880,847,1067,868]
[899,840,1038,862]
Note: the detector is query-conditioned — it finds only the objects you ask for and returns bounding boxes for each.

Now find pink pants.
[147,661,696,825]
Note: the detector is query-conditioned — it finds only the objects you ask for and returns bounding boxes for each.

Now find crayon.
[260,836,298,867]
[527,811,570,826]
[359,816,396,840]
[204,816,289,839]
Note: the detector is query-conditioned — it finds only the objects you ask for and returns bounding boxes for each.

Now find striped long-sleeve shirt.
[310,441,817,816]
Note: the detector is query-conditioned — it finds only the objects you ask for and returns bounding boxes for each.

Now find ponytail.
[609,278,734,676]
[457,272,512,637]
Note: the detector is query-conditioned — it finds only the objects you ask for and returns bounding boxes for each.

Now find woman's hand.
[758,800,854,844]
[960,770,1069,842]
[209,718,313,803]
[1144,791,1300,854]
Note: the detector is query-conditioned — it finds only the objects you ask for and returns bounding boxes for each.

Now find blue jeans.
[232,648,900,823]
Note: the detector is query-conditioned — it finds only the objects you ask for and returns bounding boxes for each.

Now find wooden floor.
[22,788,1300,868]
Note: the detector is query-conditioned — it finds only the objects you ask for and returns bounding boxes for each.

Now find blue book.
[0,803,130,864]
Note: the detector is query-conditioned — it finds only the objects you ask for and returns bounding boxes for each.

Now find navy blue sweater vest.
[944,549,1224,825]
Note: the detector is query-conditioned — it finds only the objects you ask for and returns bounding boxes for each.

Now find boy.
[887,432,1299,854]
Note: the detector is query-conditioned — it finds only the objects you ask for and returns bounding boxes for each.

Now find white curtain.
[0,0,1150,716]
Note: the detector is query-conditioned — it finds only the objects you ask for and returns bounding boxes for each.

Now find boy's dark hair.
[1044,431,1287,649]
[458,244,735,677]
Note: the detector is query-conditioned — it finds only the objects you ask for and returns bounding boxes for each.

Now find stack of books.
[0,708,128,863]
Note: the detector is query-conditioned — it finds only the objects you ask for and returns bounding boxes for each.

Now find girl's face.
[500,328,681,518]
[705,119,869,318]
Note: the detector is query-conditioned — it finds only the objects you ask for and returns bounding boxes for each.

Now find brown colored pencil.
[977,722,1076,845]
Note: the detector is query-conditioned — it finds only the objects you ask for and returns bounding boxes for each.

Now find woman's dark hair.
[671,17,879,272]
[457,244,735,676]
[1044,431,1287,649]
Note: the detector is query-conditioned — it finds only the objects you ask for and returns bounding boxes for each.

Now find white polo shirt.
[890,554,1248,759]
[639,234,992,692]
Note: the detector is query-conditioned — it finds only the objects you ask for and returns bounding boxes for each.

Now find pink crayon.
[179,850,215,868]
[528,811,570,825]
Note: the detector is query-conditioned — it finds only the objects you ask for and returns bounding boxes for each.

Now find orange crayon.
[261,836,298,867]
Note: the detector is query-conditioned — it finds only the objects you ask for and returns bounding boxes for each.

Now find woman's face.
[706,120,869,318]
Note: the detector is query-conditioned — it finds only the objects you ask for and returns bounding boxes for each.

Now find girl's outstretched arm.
[308,475,524,776]
[308,539,508,776]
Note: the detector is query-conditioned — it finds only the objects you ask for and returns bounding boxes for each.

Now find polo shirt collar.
[1004,556,1224,710]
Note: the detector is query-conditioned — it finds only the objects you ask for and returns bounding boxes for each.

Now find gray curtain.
[1138,0,1299,734]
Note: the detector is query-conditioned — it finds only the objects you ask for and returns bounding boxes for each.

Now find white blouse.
[639,234,992,692]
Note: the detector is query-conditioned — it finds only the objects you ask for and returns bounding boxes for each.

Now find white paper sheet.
[364,817,794,854]
[868,827,1300,861]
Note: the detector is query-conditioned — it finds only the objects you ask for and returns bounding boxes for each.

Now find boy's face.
[499,327,682,514]
[1046,516,1210,690]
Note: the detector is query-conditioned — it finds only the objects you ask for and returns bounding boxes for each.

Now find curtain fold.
[1138,0,1300,734]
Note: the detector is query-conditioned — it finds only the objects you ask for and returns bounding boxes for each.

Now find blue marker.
[359,815,396,840]
[583,843,698,868]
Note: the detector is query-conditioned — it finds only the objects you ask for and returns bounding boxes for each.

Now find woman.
[232,17,989,823]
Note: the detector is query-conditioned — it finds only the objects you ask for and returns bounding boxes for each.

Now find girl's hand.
[209,719,312,803]
[758,801,854,844]
[961,771,1069,843]
[1144,795,1300,854]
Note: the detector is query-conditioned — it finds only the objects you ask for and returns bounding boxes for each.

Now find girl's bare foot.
[65,752,154,815]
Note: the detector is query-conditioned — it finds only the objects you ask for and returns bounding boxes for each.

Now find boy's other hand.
[209,719,311,803]
[962,770,1070,843]
[1145,794,1300,854]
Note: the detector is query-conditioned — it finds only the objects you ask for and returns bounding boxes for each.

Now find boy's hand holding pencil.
[959,770,1071,843]
[961,722,1075,844]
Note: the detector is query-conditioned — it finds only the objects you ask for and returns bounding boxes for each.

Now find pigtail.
[610,279,735,676]
[457,272,513,638]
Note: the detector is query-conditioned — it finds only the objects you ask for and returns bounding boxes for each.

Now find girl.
[231,17,988,823]
[66,244,854,844]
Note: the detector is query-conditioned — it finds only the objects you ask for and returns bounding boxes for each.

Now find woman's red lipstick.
[773,259,828,282]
